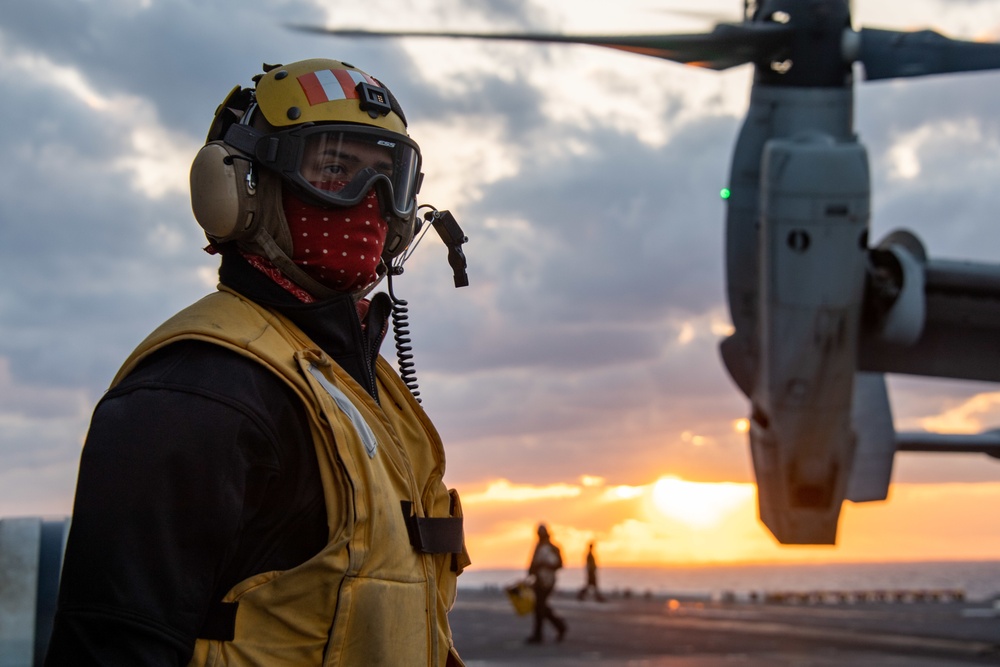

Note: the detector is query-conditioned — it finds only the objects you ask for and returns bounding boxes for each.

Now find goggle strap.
[222,124,262,157]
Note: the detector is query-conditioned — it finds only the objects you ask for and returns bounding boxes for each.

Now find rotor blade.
[858,27,1000,81]
[289,23,793,71]
[646,9,738,23]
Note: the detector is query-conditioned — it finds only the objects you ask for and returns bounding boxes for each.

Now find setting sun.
[455,472,1000,569]
[651,476,755,528]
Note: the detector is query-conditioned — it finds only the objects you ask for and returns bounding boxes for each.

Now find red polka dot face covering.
[283,185,389,293]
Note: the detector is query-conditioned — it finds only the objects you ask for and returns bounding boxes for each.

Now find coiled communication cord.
[386,205,436,402]
[386,269,420,402]
[387,205,469,402]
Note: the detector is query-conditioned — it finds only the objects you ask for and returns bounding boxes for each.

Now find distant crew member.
[525,523,567,644]
[577,542,606,602]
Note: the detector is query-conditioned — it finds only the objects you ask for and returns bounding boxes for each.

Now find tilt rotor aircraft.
[294,0,1000,545]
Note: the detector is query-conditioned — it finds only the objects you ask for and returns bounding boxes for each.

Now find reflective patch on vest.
[308,364,378,458]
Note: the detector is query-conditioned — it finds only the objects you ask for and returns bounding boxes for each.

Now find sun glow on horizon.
[651,476,755,528]
[457,473,1000,569]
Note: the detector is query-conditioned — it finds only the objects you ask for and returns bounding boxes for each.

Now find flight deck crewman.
[525,523,567,644]
[46,58,470,666]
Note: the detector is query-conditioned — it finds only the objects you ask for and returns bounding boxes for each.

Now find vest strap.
[198,601,239,641]
[400,501,464,555]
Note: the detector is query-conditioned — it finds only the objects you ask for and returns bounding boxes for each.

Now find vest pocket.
[190,565,342,666]
[325,576,432,666]
[225,569,284,600]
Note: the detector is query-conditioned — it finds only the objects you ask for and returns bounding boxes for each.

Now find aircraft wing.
[859,258,1000,383]
[896,430,1000,459]
[846,250,1000,504]
[845,378,1000,504]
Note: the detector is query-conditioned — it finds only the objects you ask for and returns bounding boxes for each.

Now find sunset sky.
[2,0,1000,571]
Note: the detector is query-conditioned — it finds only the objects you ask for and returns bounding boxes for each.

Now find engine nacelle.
[751,132,870,544]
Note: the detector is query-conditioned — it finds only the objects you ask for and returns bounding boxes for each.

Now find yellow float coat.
[112,287,469,666]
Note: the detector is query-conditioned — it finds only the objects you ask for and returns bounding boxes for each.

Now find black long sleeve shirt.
[46,253,390,666]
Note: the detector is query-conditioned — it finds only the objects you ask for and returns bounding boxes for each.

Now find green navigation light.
[720,188,731,200]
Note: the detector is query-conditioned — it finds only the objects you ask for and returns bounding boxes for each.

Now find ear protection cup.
[189,141,258,242]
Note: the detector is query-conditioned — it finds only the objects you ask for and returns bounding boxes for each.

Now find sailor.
[525,523,567,644]
[46,58,470,666]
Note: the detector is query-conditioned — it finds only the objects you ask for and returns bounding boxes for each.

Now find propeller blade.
[289,23,793,71]
[859,27,1000,81]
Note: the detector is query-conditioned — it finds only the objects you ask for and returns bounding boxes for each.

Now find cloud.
[919,392,1000,434]
[0,358,89,421]
[462,478,582,504]
[0,357,90,515]
[0,0,998,565]
[458,472,1000,568]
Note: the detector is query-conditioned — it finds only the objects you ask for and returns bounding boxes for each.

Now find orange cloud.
[457,475,1000,570]
[920,392,1000,434]
[461,478,582,504]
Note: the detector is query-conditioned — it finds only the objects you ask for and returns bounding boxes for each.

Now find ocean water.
[457,561,1000,602]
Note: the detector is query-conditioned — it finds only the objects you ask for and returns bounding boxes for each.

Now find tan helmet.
[190,58,422,298]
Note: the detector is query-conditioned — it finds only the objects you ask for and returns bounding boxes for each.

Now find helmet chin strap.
[248,227,342,301]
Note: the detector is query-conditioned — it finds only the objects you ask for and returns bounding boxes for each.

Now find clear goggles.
[225,123,422,218]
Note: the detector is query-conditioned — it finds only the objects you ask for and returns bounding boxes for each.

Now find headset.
[190,140,260,243]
